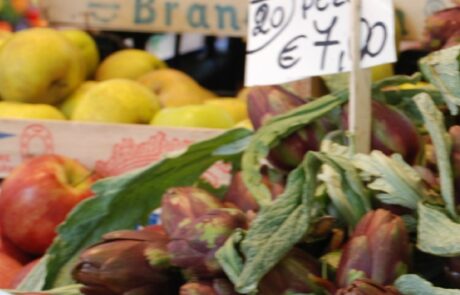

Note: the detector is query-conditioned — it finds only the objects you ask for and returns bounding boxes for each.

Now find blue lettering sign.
[134,0,156,24]
[187,4,210,29]
[215,5,240,31]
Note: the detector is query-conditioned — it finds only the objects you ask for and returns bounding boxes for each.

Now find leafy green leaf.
[218,150,371,294]
[215,229,246,285]
[413,93,457,219]
[218,153,326,294]
[237,154,322,293]
[417,203,460,257]
[419,45,460,115]
[19,128,252,289]
[6,285,82,295]
[353,151,427,209]
[316,153,371,228]
[396,274,460,295]
[242,91,348,207]
[16,255,48,291]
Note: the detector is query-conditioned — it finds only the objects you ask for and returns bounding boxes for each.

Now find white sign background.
[245,0,396,86]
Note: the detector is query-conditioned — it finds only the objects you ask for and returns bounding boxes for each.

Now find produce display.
[0,27,250,129]
[2,4,460,295]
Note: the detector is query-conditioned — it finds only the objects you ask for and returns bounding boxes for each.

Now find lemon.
[205,98,248,123]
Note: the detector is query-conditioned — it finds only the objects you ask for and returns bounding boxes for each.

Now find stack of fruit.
[0,27,250,130]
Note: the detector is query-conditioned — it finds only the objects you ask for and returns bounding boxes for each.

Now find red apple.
[0,155,96,255]
[10,258,40,288]
[0,226,30,264]
[0,252,23,288]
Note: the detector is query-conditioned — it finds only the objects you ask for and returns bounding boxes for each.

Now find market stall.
[0,0,460,294]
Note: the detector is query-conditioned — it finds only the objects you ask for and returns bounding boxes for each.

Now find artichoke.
[224,168,285,213]
[247,86,331,170]
[450,126,460,205]
[445,256,460,288]
[180,279,237,295]
[161,187,224,236]
[424,7,460,50]
[343,100,421,164]
[259,248,336,294]
[168,208,248,278]
[72,225,182,295]
[335,278,402,295]
[336,209,410,288]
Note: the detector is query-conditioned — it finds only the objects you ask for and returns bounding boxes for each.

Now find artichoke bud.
[72,226,182,295]
[247,86,330,170]
[424,7,460,50]
[336,209,410,288]
[445,256,460,288]
[161,187,224,236]
[224,168,285,213]
[168,208,248,278]
[336,278,402,295]
[343,100,421,165]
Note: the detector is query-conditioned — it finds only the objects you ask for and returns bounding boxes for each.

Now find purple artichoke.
[445,257,460,288]
[161,187,224,236]
[72,225,182,295]
[343,100,421,164]
[259,248,336,294]
[224,169,285,213]
[247,86,330,170]
[424,7,460,50]
[168,208,248,278]
[335,278,402,295]
[180,279,237,295]
[336,209,410,288]
[449,126,460,205]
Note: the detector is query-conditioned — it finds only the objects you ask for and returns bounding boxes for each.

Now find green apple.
[59,81,98,119]
[60,29,100,79]
[138,68,215,107]
[96,49,167,81]
[0,101,66,120]
[0,28,86,104]
[71,79,161,124]
[151,105,235,129]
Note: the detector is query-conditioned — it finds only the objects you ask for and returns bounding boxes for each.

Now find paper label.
[245,0,397,86]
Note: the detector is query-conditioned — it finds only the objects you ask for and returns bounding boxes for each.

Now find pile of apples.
[0,27,250,129]
[0,154,97,288]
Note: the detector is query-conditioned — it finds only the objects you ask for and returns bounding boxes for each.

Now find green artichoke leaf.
[396,274,460,295]
[419,44,460,115]
[218,153,325,294]
[413,93,457,219]
[218,150,371,294]
[241,91,348,207]
[19,128,252,290]
[316,152,371,229]
[352,151,427,210]
[215,229,246,285]
[417,203,460,257]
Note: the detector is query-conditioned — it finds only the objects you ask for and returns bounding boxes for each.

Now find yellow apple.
[59,81,98,119]
[0,30,12,50]
[0,28,86,104]
[204,98,248,123]
[151,105,235,129]
[138,68,215,107]
[95,49,167,81]
[71,79,161,124]
[0,102,66,120]
[60,29,100,79]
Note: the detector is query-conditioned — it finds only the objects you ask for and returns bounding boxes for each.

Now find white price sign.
[245,0,396,86]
